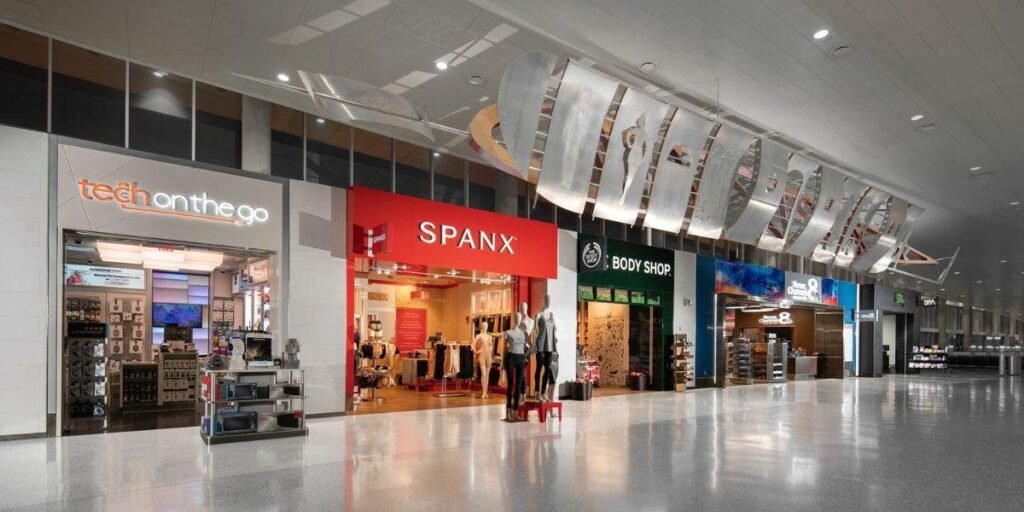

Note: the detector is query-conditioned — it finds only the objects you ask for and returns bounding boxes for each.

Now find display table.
[518,400,563,423]
[788,356,817,380]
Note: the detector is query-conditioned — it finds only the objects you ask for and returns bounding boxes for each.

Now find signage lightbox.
[64,264,146,290]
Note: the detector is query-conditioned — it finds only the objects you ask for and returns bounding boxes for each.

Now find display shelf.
[159,353,198,406]
[673,334,695,391]
[64,322,109,425]
[121,361,158,409]
[200,368,307,444]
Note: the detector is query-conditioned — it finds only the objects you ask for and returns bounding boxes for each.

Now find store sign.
[580,240,604,270]
[349,188,557,278]
[578,236,673,278]
[64,264,145,290]
[785,272,839,306]
[894,292,906,305]
[758,312,793,326]
[857,311,878,322]
[715,260,785,301]
[922,297,937,307]
[77,179,270,225]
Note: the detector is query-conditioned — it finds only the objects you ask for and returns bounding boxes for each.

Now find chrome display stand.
[434,373,467,398]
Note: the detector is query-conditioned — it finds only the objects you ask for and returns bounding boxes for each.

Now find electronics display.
[200,368,307,444]
[64,321,108,421]
[216,411,258,434]
[152,303,203,328]
[245,334,273,362]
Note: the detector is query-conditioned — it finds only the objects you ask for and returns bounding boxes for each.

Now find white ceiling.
[3,0,1024,316]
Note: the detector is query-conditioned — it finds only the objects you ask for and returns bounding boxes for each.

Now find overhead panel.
[785,164,844,257]
[687,125,750,239]
[867,204,924,274]
[723,139,788,244]
[813,177,869,265]
[851,197,918,273]
[643,109,714,233]
[537,62,619,213]
[497,51,558,180]
[592,88,670,225]
[834,188,886,268]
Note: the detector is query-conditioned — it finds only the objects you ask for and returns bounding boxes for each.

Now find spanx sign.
[418,221,515,254]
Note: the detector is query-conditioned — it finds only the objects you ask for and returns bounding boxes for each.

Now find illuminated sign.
[922,297,937,307]
[610,255,672,276]
[894,292,906,305]
[77,179,270,225]
[417,221,516,255]
[761,309,790,325]
[64,264,145,290]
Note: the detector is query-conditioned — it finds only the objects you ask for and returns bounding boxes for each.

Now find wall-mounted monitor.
[152,303,203,328]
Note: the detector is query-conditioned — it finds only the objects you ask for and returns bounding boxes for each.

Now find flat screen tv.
[153,303,203,328]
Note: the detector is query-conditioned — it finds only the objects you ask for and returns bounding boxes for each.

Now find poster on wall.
[248,260,269,284]
[395,308,427,355]
[714,260,785,300]
[64,264,145,290]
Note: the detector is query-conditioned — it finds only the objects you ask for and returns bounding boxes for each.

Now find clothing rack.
[430,342,474,398]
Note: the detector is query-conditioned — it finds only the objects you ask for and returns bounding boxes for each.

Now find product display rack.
[910,345,949,371]
[200,368,307,445]
[211,297,235,349]
[159,353,198,406]
[729,338,753,384]
[64,322,108,428]
[121,361,158,411]
[673,334,695,391]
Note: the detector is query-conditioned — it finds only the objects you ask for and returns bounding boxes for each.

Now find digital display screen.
[152,303,203,328]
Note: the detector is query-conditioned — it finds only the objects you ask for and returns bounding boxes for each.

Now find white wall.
[286,182,346,415]
[0,126,49,436]
[673,251,697,338]
[533,230,578,384]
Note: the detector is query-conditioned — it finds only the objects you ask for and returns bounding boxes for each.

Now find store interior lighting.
[96,242,224,272]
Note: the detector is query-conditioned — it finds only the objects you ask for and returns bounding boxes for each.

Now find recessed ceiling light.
[277,73,290,82]
[1011,201,1021,207]
[152,70,168,78]
[315,118,325,124]
[639,61,658,73]
[970,166,982,171]
[940,288,945,291]
[1001,260,1008,263]
[432,151,441,157]
[467,75,485,86]
[910,114,924,121]
[954,271,960,275]
[961,294,966,298]
[435,61,448,71]
[996,288,1001,291]
[813,29,830,40]
[977,280,983,284]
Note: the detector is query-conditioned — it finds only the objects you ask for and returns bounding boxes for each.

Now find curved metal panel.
[851,197,916,273]
[723,139,788,244]
[643,109,714,233]
[592,88,671,224]
[867,204,924,273]
[498,51,558,179]
[813,178,869,264]
[834,188,886,268]
[536,63,619,213]
[785,165,844,257]
[687,125,751,239]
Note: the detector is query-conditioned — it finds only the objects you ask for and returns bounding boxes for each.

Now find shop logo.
[759,312,793,325]
[581,241,604,269]
[787,276,821,303]
[417,221,515,254]
[610,255,672,276]
[77,179,270,225]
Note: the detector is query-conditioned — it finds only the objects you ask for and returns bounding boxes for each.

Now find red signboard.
[395,308,427,355]
[349,187,558,278]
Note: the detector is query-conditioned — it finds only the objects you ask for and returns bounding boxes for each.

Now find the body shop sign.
[577,236,674,294]
[785,271,839,306]
[348,187,557,278]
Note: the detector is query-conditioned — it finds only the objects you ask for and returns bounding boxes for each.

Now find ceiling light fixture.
[1001,260,1008,263]
[970,166,982,171]
[277,73,290,82]
[152,70,168,78]
[316,118,325,124]
[940,288,945,291]
[996,288,1001,292]
[435,61,449,71]
[639,61,658,73]
[954,271,960,275]
[977,280,983,284]
[432,151,441,157]
[813,29,830,40]
[910,114,924,121]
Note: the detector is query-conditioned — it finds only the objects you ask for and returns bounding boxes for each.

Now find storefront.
[697,258,857,387]
[345,187,558,412]
[574,236,691,392]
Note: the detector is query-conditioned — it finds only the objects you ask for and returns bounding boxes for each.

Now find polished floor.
[3,375,1022,511]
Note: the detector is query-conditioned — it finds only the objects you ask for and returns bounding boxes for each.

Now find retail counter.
[788,356,817,380]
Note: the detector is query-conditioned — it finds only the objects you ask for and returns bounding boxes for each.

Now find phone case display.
[66,296,102,322]
[64,322,108,422]
[106,297,147,360]
[673,334,695,391]
[159,353,198,405]
[200,368,307,444]
[212,298,236,349]
[121,362,158,408]
[910,345,948,370]
[728,338,752,383]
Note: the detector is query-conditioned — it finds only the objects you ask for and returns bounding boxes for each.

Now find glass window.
[52,42,125,146]
[306,116,350,188]
[271,104,303,180]
[128,63,191,159]
[556,206,579,231]
[433,153,465,206]
[394,140,429,199]
[467,162,496,211]
[353,128,391,191]
[0,23,47,131]
[195,83,241,168]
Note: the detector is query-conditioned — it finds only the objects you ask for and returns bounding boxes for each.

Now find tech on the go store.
[49,142,347,436]
[695,258,858,387]
[345,187,561,412]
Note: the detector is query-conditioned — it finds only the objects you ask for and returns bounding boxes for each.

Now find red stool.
[518,401,563,423]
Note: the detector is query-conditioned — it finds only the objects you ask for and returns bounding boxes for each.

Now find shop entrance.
[61,231,275,435]
[576,300,663,393]
[720,295,844,386]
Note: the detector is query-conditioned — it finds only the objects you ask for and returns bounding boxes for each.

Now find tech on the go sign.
[77,179,270,225]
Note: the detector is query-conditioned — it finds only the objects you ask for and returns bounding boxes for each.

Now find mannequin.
[533,294,557,401]
[517,302,534,400]
[473,321,494,399]
[503,312,531,422]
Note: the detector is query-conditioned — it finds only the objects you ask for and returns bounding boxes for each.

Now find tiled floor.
[3,375,1022,511]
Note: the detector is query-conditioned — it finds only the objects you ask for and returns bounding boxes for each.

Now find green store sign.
[577,236,674,299]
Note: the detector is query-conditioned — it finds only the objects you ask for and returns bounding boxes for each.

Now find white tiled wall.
[0,126,49,436]
[287,181,346,415]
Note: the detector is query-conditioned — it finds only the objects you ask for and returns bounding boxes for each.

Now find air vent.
[829,45,853,58]
[917,123,938,132]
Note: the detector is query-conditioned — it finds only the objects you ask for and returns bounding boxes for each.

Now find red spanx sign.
[348,187,557,278]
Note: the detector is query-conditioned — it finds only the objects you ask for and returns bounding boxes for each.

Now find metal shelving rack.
[200,368,307,445]
[63,322,108,431]
[673,334,695,391]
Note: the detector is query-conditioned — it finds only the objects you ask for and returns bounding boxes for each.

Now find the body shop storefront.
[346,187,558,413]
